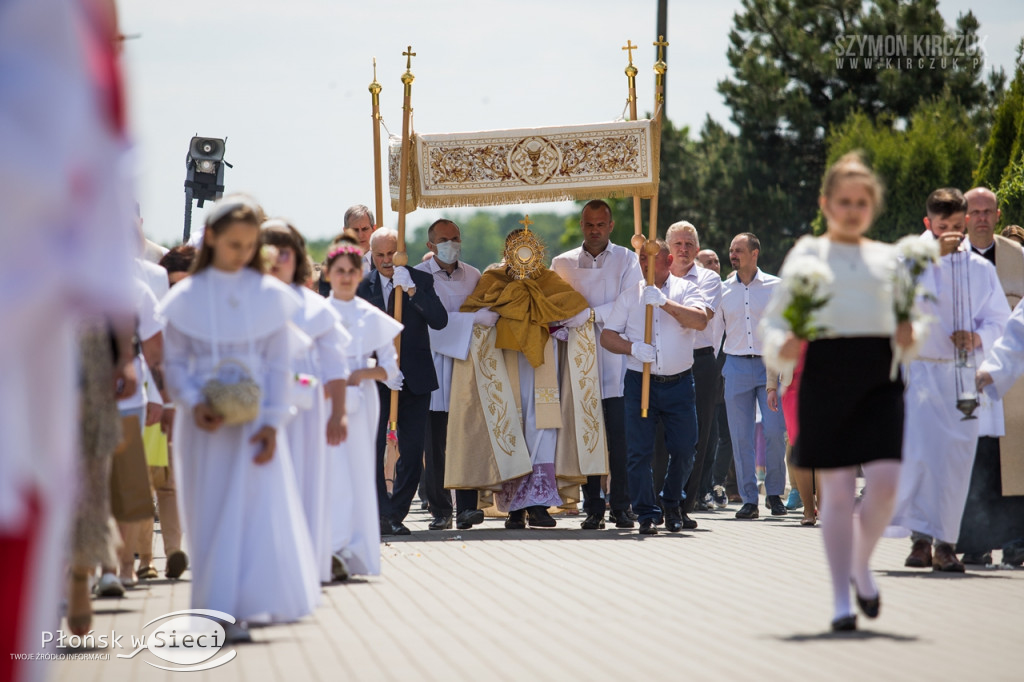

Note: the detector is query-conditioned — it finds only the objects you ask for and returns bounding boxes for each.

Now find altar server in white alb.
[262,219,352,584]
[325,234,402,577]
[890,188,1009,573]
[551,200,643,530]
[160,196,320,643]
[414,219,493,531]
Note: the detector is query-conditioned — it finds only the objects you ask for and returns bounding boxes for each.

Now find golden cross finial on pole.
[519,214,534,230]
[622,39,637,66]
[403,45,416,69]
[653,35,668,62]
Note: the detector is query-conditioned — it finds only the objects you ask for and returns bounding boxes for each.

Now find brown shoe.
[905,539,933,568]
[933,544,966,572]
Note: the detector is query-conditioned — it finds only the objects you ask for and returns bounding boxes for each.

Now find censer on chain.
[951,246,979,420]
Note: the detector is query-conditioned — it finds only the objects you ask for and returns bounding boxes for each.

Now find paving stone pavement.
[53,498,1024,682]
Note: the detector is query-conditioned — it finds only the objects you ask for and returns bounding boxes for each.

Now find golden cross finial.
[622,39,637,66]
[653,35,669,62]
[519,215,534,230]
[403,45,416,69]
[373,57,377,80]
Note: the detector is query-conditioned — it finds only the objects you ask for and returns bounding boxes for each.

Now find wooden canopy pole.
[623,40,646,256]
[369,58,384,230]
[389,45,416,432]
[641,35,668,418]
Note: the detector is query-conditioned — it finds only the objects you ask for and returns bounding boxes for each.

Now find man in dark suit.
[357,228,448,535]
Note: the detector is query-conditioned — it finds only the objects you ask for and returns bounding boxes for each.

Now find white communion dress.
[159,267,321,623]
[327,295,402,576]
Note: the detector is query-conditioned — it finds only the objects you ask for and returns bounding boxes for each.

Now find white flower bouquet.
[893,235,939,322]
[890,235,940,379]
[781,255,833,340]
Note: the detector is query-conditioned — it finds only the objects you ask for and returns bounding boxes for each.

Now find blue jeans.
[722,355,786,504]
[624,369,698,523]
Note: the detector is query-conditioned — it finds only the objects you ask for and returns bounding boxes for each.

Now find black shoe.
[638,519,658,535]
[455,509,485,530]
[428,515,453,530]
[505,509,526,530]
[420,500,429,510]
[831,614,857,632]
[165,550,188,580]
[694,499,710,512]
[581,513,605,530]
[961,551,992,566]
[767,495,788,516]
[380,518,394,536]
[681,513,698,530]
[735,502,759,519]
[853,585,880,619]
[626,509,638,521]
[527,506,557,528]
[1002,539,1024,566]
[608,509,635,529]
[664,506,683,533]
[390,521,411,536]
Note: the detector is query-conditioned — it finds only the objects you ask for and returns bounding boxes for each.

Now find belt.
[728,353,761,359]
[651,369,692,383]
[694,346,715,357]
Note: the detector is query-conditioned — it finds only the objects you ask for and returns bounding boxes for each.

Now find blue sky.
[119,0,1024,245]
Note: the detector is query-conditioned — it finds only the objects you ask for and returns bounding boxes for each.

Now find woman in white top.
[262,219,351,584]
[159,196,320,642]
[762,153,915,632]
[325,235,402,577]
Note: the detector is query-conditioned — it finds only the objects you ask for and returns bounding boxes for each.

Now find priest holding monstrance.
[445,219,609,529]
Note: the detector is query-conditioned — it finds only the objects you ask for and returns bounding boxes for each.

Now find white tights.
[818,460,901,619]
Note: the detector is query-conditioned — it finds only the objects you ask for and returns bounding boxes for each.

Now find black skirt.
[793,337,904,469]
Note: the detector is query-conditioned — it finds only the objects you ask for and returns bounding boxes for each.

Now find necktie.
[384,280,395,315]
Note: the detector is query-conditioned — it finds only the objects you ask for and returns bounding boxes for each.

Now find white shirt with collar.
[720,268,780,357]
[675,261,722,351]
[551,241,643,399]
[604,275,704,376]
[414,256,482,412]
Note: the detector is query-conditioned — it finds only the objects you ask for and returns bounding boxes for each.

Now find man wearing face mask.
[414,219,494,530]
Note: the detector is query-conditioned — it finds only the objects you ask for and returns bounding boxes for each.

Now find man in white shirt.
[414,219,496,531]
[551,200,643,530]
[664,222,720,525]
[341,204,377,276]
[601,241,708,535]
[719,233,787,519]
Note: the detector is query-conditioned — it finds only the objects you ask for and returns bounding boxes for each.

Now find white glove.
[563,308,592,328]
[550,327,569,342]
[472,308,499,327]
[630,342,656,364]
[641,285,667,308]
[392,266,415,292]
[384,369,405,392]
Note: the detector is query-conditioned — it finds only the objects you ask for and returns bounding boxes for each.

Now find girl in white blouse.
[762,154,915,632]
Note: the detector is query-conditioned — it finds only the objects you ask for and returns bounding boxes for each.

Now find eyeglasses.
[968,209,996,217]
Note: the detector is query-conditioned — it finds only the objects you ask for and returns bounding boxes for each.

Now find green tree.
[820,93,979,243]
[975,40,1024,226]
[717,0,997,268]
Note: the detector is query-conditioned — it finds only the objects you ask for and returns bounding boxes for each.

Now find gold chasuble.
[445,266,608,504]
[994,235,1024,495]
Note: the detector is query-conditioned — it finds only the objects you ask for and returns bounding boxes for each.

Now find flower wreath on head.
[327,244,362,261]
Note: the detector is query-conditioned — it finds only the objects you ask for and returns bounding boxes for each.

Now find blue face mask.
[435,241,461,264]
